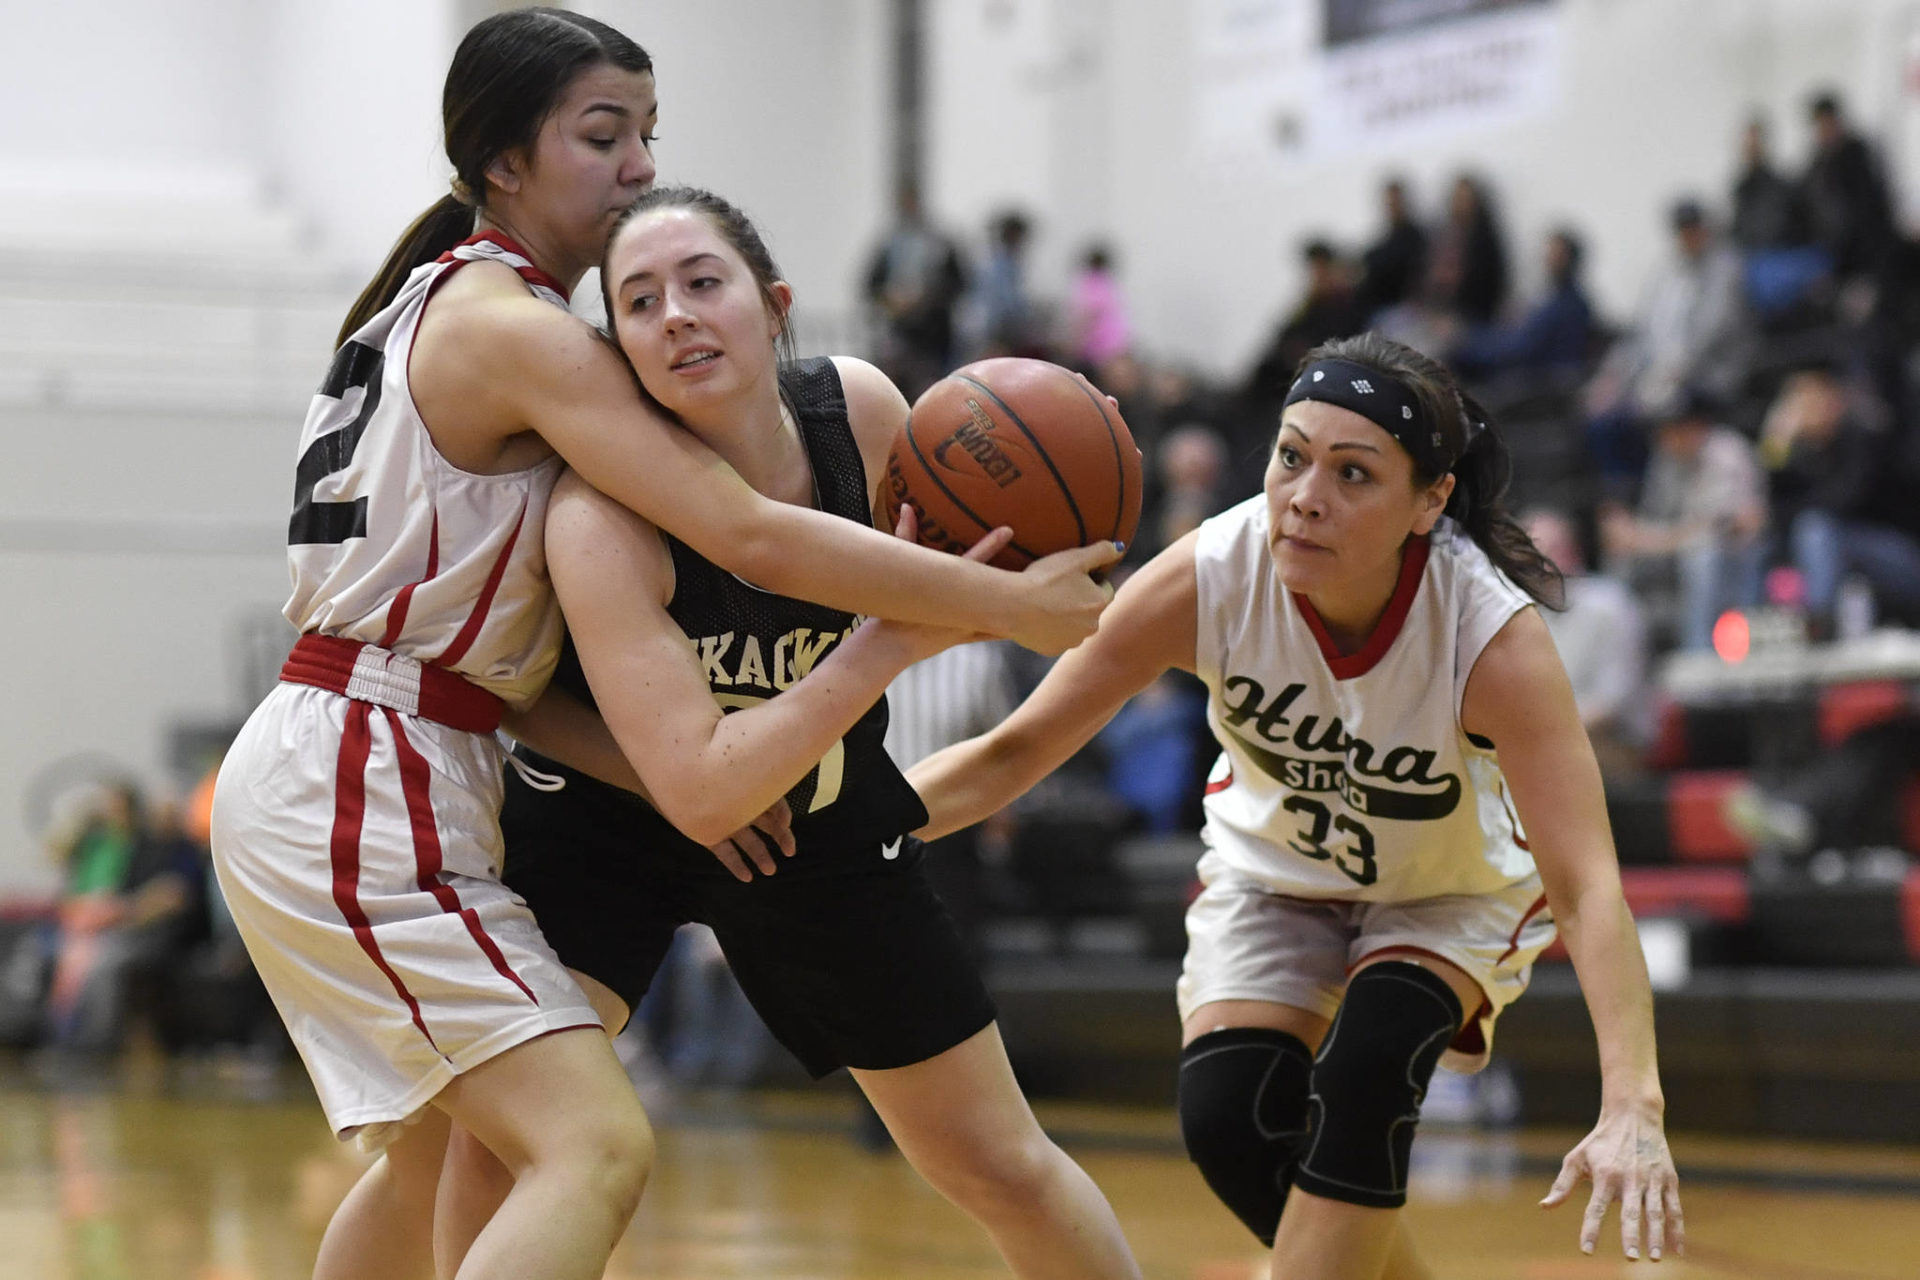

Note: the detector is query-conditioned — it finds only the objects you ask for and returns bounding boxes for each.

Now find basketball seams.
[954,373,1090,548]
[1065,373,1130,542]
[902,412,1042,564]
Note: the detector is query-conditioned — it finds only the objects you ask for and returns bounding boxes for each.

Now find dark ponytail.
[1298,333,1565,608]
[335,7,652,346]
[1446,390,1565,607]
[337,195,474,345]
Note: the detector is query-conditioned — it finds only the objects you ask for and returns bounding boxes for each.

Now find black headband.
[1282,357,1466,475]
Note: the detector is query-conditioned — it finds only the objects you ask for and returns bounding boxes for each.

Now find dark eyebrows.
[1276,421,1383,453]
[618,252,725,290]
[581,103,631,120]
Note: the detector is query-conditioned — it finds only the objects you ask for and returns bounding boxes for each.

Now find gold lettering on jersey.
[696,632,736,684]
[1217,675,1461,821]
[773,627,840,689]
[691,624,861,694]
[733,635,769,690]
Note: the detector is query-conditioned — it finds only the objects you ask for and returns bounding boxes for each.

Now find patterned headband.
[1282,357,1464,475]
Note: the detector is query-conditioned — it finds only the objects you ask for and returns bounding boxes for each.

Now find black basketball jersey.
[525,357,929,848]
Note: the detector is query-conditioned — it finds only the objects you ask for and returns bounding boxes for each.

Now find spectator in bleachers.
[43,783,204,1053]
[1355,176,1428,319]
[1427,174,1511,328]
[1523,509,1653,777]
[1136,424,1232,563]
[1374,174,1510,358]
[1732,117,1812,253]
[1601,390,1768,651]
[1583,199,1752,492]
[1242,240,1366,412]
[1804,91,1896,305]
[974,209,1042,358]
[864,182,970,400]
[1066,242,1133,370]
[1731,116,1828,326]
[1759,360,1920,632]
[1450,227,1596,390]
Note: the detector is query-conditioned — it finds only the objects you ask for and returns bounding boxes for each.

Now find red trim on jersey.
[1205,768,1234,796]
[433,500,527,669]
[330,701,442,1054]
[435,230,570,300]
[385,709,540,1006]
[1349,944,1491,1056]
[1498,783,1531,852]
[379,511,441,649]
[283,634,503,733]
[1292,535,1430,680]
[1494,892,1552,965]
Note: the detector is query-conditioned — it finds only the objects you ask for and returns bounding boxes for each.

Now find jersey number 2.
[289,341,385,545]
[1281,796,1378,887]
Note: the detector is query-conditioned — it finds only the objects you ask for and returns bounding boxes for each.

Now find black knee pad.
[1295,962,1464,1210]
[1177,1027,1315,1245]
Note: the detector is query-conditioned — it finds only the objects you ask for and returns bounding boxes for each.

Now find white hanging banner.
[1314,0,1566,152]
[1191,0,1565,167]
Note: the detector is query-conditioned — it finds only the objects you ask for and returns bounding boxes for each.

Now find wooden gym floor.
[1,1056,1916,1279]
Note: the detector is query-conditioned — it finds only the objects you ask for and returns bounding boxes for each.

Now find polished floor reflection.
[1,1057,1916,1279]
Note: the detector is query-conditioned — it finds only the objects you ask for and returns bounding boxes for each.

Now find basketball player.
[460,186,1139,1279]
[209,12,1112,1280]
[910,332,1685,1277]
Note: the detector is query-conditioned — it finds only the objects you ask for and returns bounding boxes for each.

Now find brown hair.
[335,8,651,345]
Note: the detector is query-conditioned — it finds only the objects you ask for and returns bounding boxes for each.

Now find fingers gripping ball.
[884,358,1143,569]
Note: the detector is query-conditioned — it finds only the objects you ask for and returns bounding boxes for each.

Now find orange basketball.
[883,358,1143,570]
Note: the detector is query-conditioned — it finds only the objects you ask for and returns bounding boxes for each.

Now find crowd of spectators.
[1,773,277,1066]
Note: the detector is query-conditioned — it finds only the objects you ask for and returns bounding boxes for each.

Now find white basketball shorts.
[210,682,602,1140]
[1177,848,1556,1073]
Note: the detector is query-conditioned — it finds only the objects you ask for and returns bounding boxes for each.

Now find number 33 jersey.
[1193,498,1537,902]
[283,232,567,708]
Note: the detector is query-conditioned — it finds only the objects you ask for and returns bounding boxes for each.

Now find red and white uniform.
[211,233,598,1143]
[1178,498,1558,1071]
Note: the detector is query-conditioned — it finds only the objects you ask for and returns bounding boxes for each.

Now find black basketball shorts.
[500,771,997,1078]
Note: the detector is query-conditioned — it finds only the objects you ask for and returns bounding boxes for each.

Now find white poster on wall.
[1192,0,1565,166]
[1315,0,1565,152]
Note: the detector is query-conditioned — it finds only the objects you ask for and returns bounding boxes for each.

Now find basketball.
[883,358,1143,570]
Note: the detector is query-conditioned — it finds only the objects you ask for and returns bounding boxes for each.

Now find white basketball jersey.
[1193,498,1536,901]
[284,234,568,708]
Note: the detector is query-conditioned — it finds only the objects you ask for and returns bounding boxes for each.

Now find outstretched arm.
[1463,608,1682,1262]
[910,533,1201,838]
[465,301,1116,653]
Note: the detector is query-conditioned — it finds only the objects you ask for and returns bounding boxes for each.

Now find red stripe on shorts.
[330,700,441,1053]
[1495,893,1551,966]
[385,708,539,1005]
[435,500,526,669]
[379,510,440,649]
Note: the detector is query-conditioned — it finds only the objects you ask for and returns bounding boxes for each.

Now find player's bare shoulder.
[830,356,911,473]
[546,468,674,605]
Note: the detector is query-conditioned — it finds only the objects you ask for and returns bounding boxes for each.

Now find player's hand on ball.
[1013,538,1122,655]
[704,797,796,882]
[1540,1106,1683,1261]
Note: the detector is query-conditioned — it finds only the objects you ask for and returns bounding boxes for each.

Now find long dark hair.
[335,8,652,345]
[600,186,796,364]
[1298,332,1564,607]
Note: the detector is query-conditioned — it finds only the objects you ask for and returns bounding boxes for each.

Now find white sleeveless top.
[284,234,567,708]
[1193,498,1537,901]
